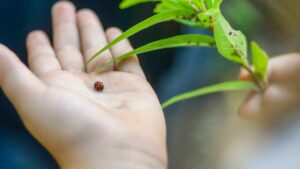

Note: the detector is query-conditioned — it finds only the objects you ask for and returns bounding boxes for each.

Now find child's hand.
[0,2,167,169]
[239,53,300,120]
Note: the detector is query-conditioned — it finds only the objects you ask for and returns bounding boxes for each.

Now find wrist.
[52,132,168,169]
[60,149,167,169]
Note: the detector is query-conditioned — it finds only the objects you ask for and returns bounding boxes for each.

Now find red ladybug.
[94,81,104,92]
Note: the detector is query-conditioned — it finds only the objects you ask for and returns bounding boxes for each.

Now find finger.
[27,30,62,76]
[106,27,145,78]
[52,1,84,71]
[238,90,262,119]
[238,85,291,119]
[239,68,252,81]
[77,9,114,72]
[238,54,300,119]
[0,44,45,110]
[239,53,300,83]
[266,53,300,82]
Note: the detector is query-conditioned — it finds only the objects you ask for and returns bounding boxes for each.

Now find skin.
[0,1,299,169]
[0,2,166,169]
[239,53,300,123]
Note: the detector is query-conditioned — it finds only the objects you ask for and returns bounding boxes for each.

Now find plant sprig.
[95,34,215,73]
[86,0,270,108]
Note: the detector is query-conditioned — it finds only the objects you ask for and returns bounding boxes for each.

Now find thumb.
[238,85,293,120]
[0,44,45,110]
[237,54,300,120]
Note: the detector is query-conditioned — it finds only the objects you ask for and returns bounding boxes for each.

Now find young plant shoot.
[86,0,269,108]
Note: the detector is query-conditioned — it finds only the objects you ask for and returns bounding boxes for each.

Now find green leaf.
[96,34,215,72]
[86,11,185,66]
[120,0,161,9]
[214,13,249,66]
[251,41,269,80]
[162,81,256,108]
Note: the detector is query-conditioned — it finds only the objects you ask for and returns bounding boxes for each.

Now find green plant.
[86,0,269,108]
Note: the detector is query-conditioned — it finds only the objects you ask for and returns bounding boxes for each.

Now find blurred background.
[0,0,299,169]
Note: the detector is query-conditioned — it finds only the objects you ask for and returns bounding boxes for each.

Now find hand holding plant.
[239,53,300,119]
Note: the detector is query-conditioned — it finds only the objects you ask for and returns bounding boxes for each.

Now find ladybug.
[94,81,104,92]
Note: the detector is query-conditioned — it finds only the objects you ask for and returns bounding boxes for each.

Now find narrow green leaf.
[192,0,207,10]
[205,0,214,8]
[96,34,215,72]
[251,41,269,80]
[214,13,249,66]
[154,1,196,14]
[162,81,256,108]
[204,0,222,9]
[213,0,223,8]
[175,19,205,28]
[120,0,161,9]
[174,0,199,12]
[86,11,185,66]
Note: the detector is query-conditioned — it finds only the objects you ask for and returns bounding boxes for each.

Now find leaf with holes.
[214,13,249,66]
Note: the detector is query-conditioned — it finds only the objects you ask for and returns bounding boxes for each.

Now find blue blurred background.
[0,0,299,169]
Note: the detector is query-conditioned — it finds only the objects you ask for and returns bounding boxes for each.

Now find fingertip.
[238,92,262,119]
[77,9,103,29]
[106,27,123,39]
[107,27,123,33]
[52,1,76,13]
[27,30,47,39]
[52,1,76,25]
[238,106,254,119]
[238,105,258,119]
[77,8,97,19]
[27,30,48,45]
[239,68,252,81]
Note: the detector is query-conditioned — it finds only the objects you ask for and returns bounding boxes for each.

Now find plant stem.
[243,65,267,92]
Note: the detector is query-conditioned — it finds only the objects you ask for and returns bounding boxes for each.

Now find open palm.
[0,2,166,168]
